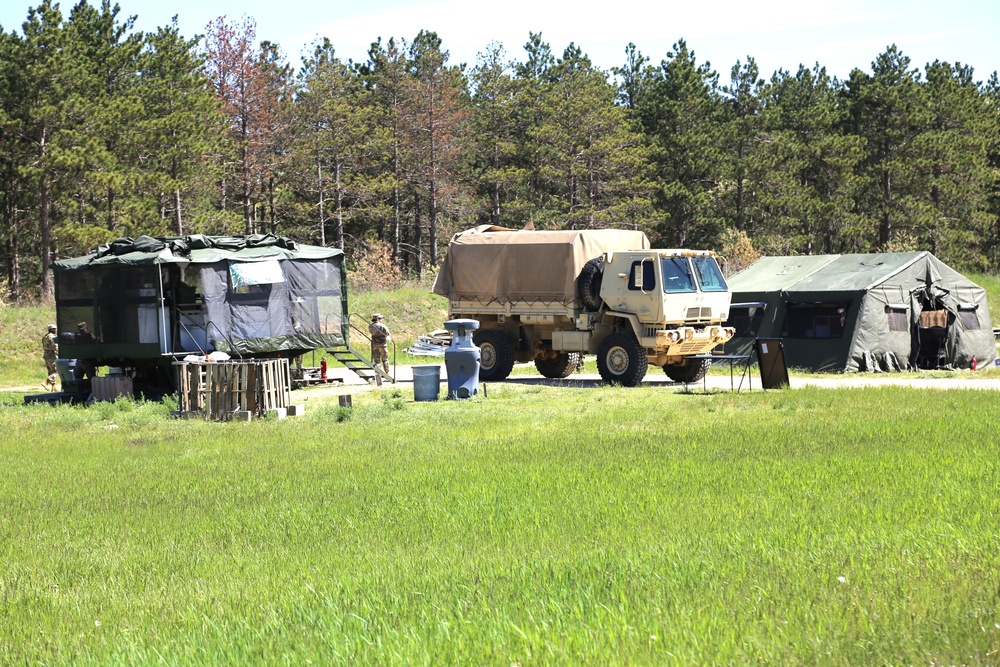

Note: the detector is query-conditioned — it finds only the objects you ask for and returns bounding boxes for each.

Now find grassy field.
[0,383,998,664]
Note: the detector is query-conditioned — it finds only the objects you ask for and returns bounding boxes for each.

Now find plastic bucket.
[412,365,441,402]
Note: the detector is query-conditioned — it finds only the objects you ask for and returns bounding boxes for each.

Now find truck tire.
[597,332,648,387]
[577,257,604,311]
[664,358,712,383]
[534,352,581,379]
[474,329,515,381]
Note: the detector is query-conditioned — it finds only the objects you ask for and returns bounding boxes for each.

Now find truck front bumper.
[649,326,735,357]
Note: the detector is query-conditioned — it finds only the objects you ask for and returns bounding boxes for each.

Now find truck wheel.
[474,329,515,381]
[534,352,581,379]
[597,332,648,387]
[664,358,712,383]
[577,257,604,311]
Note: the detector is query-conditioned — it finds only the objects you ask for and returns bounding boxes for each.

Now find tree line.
[2,0,999,302]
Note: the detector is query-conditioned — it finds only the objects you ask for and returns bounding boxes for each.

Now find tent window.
[959,306,980,330]
[728,305,766,336]
[886,306,908,332]
[781,302,848,339]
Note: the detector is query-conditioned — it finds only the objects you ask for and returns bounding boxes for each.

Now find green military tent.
[723,252,996,372]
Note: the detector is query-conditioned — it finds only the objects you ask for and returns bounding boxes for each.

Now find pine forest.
[2,1,999,302]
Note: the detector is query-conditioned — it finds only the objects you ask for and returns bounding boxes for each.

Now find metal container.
[412,365,441,402]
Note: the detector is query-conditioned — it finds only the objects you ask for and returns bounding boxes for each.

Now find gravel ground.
[7,364,999,402]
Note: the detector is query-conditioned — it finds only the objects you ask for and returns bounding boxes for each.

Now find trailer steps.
[325,344,394,384]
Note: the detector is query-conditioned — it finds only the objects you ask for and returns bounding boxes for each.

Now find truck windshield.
[660,258,696,293]
[692,256,728,292]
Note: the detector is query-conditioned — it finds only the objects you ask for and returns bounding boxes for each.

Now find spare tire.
[577,257,604,311]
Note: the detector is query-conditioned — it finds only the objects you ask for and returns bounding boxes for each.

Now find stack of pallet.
[175,359,291,421]
[405,329,452,357]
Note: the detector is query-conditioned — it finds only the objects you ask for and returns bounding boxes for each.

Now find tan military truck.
[432,226,735,386]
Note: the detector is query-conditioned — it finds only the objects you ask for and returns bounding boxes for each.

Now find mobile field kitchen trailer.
[52,234,350,395]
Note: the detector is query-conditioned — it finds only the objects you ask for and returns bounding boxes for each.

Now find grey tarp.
[724,252,995,372]
[433,226,650,304]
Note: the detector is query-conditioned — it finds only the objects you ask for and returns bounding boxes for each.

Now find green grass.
[0,385,999,664]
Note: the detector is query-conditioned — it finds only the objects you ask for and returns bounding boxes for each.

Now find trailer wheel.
[664,358,712,383]
[577,257,604,311]
[534,352,581,379]
[597,332,648,387]
[474,329,515,381]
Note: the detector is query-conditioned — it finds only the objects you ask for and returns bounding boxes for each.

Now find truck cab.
[602,250,731,327]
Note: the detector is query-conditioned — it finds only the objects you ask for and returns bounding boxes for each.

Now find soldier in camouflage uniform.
[42,324,59,391]
[368,313,391,374]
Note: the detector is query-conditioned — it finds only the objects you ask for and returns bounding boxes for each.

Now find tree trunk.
[317,157,326,246]
[174,189,184,236]
[334,161,344,250]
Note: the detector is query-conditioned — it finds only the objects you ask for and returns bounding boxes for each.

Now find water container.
[412,365,441,402]
[444,319,480,399]
[55,358,76,384]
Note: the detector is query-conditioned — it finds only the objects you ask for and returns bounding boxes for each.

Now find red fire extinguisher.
[971,356,977,371]
[320,357,328,379]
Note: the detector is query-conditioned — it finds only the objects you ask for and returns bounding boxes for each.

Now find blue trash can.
[444,319,480,399]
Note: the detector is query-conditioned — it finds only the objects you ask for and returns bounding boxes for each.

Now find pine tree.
[402,30,467,269]
[138,19,224,236]
[358,37,409,262]
[910,60,997,269]
[842,45,929,250]
[531,44,653,229]
[466,42,527,226]
[292,38,386,249]
[636,39,724,247]
[759,64,863,254]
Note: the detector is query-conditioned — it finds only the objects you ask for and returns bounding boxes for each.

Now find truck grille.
[686,307,713,320]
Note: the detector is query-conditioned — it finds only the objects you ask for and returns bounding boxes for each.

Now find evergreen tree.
[636,39,724,247]
[203,16,291,235]
[911,60,997,269]
[716,57,766,236]
[466,42,527,226]
[358,37,409,262]
[16,0,69,299]
[532,44,653,229]
[842,45,929,250]
[759,64,863,254]
[292,38,385,249]
[403,30,467,269]
[138,18,224,236]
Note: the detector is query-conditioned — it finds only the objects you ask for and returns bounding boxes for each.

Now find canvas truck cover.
[433,226,650,304]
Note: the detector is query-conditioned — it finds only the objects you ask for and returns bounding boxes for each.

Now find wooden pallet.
[175,359,291,421]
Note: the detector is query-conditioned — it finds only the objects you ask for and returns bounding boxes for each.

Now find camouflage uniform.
[368,314,391,373]
[42,326,59,390]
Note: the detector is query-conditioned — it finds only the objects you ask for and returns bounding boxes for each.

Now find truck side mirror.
[633,265,643,289]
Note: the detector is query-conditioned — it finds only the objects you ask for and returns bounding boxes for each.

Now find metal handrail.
[203,320,244,361]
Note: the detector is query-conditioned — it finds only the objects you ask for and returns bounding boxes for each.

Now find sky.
[2,0,998,82]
